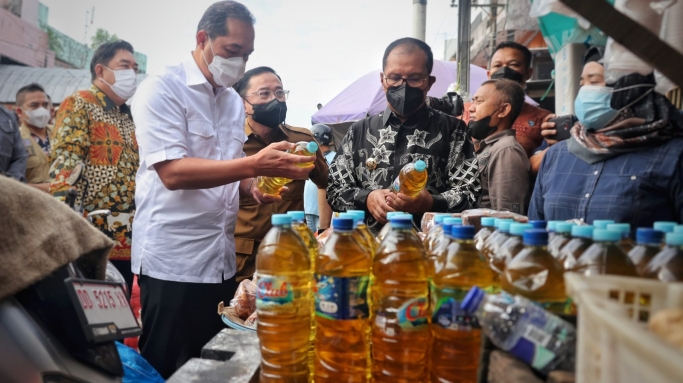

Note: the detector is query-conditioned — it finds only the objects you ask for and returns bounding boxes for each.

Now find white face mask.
[202,41,246,88]
[24,107,51,129]
[100,66,138,100]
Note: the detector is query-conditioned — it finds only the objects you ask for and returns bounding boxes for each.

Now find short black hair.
[16,83,46,106]
[233,66,282,98]
[382,37,434,75]
[490,41,531,69]
[481,79,526,123]
[90,40,134,81]
[197,1,255,40]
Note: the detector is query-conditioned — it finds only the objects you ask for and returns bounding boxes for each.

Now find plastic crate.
[565,273,683,383]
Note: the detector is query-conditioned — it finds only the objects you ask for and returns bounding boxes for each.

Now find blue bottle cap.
[523,229,549,246]
[271,214,292,226]
[390,216,413,229]
[654,221,678,233]
[337,213,358,226]
[443,217,462,226]
[496,219,513,229]
[571,225,594,239]
[547,220,563,232]
[433,214,447,225]
[606,223,631,238]
[675,225,683,234]
[386,212,403,219]
[306,141,318,153]
[593,220,616,230]
[287,211,305,222]
[636,228,664,245]
[555,222,574,234]
[442,222,454,237]
[452,225,476,239]
[593,229,621,242]
[348,210,365,220]
[497,220,513,234]
[509,223,534,236]
[461,286,486,314]
[414,160,426,172]
[666,233,683,246]
[529,220,547,229]
[333,217,355,231]
[396,213,413,220]
[481,217,497,227]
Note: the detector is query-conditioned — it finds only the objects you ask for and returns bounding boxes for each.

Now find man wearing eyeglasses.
[232,66,328,281]
[327,37,480,232]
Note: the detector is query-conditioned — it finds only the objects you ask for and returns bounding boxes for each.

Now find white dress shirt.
[131,58,247,283]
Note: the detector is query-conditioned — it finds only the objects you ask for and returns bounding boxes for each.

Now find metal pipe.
[457,0,471,96]
[413,0,427,41]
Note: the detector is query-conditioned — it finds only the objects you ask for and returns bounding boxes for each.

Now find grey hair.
[197,1,255,39]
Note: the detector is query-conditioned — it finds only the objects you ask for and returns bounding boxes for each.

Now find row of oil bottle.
[253,210,683,383]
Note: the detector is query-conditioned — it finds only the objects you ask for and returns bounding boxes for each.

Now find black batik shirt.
[327,105,481,231]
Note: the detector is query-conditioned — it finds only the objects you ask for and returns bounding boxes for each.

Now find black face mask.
[386,83,426,116]
[250,99,287,129]
[491,66,525,84]
[468,115,497,141]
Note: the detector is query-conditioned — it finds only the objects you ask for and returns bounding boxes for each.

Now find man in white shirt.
[131,1,314,378]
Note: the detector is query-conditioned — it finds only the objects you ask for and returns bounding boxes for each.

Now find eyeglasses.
[247,89,290,101]
[382,74,429,88]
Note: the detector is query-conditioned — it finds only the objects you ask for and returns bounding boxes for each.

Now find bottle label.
[256,276,294,307]
[430,282,482,331]
[391,176,400,193]
[397,296,429,330]
[315,275,369,320]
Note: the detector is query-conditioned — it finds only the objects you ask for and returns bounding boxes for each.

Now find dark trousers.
[109,259,134,296]
[138,274,239,379]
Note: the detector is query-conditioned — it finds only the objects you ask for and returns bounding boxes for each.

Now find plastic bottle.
[430,225,496,383]
[654,221,678,233]
[372,215,430,382]
[606,223,634,254]
[557,225,594,271]
[428,218,458,278]
[500,230,570,315]
[574,229,637,277]
[529,220,547,229]
[376,212,405,244]
[491,223,534,274]
[391,160,428,197]
[481,219,513,262]
[474,217,497,252]
[257,141,318,195]
[628,228,665,277]
[256,214,312,382]
[675,225,683,234]
[424,213,449,235]
[348,210,376,255]
[460,287,576,375]
[642,233,683,282]
[546,220,562,242]
[548,222,574,259]
[424,214,448,255]
[592,219,615,230]
[487,220,513,265]
[339,213,372,255]
[314,217,372,382]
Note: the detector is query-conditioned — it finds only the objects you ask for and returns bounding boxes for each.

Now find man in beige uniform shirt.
[15,83,53,192]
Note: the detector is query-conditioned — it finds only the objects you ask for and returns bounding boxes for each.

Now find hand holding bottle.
[252,141,315,180]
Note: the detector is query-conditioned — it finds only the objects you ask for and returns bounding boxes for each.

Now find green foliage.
[90,28,119,50]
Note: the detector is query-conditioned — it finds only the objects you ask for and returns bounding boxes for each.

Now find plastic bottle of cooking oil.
[557,225,594,271]
[372,215,430,382]
[529,220,547,229]
[592,219,615,230]
[428,218,460,278]
[348,210,377,255]
[424,214,448,255]
[492,223,534,274]
[606,223,634,254]
[314,217,372,382]
[574,229,638,277]
[377,211,404,244]
[474,217,497,252]
[642,233,683,282]
[629,228,665,277]
[257,141,318,195]
[486,220,513,264]
[255,214,312,382]
[430,225,496,383]
[548,222,574,259]
[500,229,570,315]
[391,160,428,196]
[654,221,678,233]
[546,220,562,242]
[481,219,512,262]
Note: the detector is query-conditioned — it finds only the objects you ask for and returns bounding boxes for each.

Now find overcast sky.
[41,0,460,128]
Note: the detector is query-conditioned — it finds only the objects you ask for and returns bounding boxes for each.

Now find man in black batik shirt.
[327,37,480,233]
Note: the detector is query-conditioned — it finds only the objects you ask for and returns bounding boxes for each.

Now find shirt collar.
[183,57,210,87]
[244,120,287,143]
[381,103,430,127]
[477,129,516,152]
[90,85,119,112]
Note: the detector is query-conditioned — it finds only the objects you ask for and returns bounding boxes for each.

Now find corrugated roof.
[0,65,147,104]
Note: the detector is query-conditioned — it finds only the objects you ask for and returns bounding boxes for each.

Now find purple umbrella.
[312,60,489,124]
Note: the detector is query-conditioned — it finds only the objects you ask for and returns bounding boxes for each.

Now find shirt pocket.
[187,119,219,159]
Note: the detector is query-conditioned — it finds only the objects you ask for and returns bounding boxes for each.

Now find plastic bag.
[461,209,528,232]
[316,227,334,248]
[244,311,258,328]
[230,278,257,320]
[420,212,461,233]
[115,342,165,383]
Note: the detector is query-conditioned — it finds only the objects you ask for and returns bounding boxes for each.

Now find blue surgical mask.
[574,85,618,129]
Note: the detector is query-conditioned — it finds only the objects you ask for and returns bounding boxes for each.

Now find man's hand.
[386,188,434,214]
[252,141,315,180]
[251,183,289,205]
[540,114,559,147]
[367,189,394,224]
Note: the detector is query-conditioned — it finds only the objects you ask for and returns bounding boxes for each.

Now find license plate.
[65,278,142,343]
